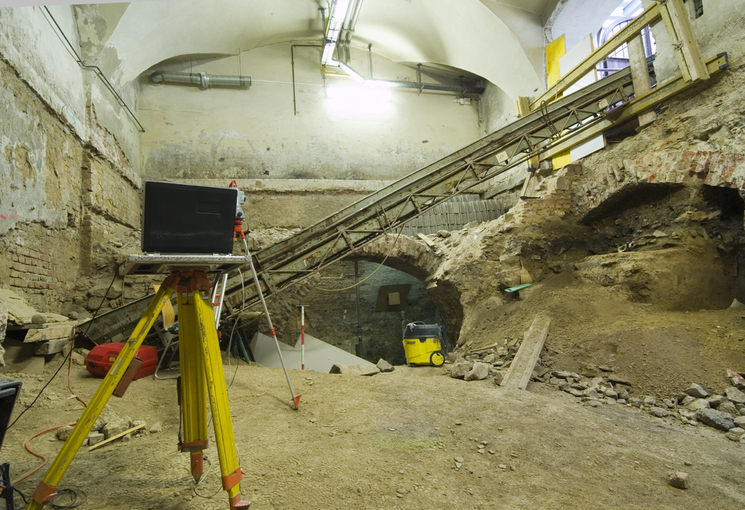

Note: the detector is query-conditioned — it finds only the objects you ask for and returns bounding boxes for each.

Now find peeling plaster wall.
[140,44,481,184]
[0,6,88,141]
[479,82,520,136]
[0,7,142,313]
[0,6,142,176]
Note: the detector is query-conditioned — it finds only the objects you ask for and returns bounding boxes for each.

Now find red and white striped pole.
[300,305,306,370]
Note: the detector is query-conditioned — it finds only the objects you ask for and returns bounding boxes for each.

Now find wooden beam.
[88,423,146,451]
[501,314,551,391]
[539,53,728,161]
[34,338,73,355]
[659,0,709,82]
[531,2,661,109]
[23,322,75,343]
[628,35,656,126]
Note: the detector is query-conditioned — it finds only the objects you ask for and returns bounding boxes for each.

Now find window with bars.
[595,20,656,80]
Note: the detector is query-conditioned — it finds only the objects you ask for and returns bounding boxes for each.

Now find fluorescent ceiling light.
[331,0,352,21]
[338,61,365,84]
[321,0,353,65]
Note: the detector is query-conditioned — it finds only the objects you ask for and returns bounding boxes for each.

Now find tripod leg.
[177,290,209,482]
[192,285,250,509]
[27,277,177,509]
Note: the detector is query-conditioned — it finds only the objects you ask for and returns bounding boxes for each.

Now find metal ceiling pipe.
[150,71,251,90]
[369,79,485,95]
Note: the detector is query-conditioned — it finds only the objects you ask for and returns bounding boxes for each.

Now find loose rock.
[87,432,105,446]
[668,471,689,489]
[493,371,505,386]
[725,386,745,404]
[684,384,708,398]
[464,362,490,381]
[31,313,47,324]
[650,407,670,418]
[696,408,735,431]
[376,359,395,373]
[450,361,471,379]
[56,425,74,441]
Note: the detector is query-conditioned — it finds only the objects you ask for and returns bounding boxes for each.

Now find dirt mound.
[460,272,745,398]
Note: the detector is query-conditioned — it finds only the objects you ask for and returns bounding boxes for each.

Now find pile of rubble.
[447,351,745,442]
[54,404,159,447]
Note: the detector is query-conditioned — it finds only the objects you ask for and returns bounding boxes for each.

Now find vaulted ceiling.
[16,0,622,100]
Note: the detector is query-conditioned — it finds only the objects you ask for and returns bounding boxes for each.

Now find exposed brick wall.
[574,151,745,218]
[0,52,141,314]
[3,223,80,310]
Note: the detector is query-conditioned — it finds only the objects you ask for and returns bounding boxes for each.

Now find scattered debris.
[377,359,395,372]
[464,362,490,381]
[89,423,147,451]
[729,299,745,310]
[695,408,735,431]
[329,364,380,376]
[668,471,689,489]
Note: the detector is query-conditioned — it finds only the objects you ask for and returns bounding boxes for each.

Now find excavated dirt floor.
[4,356,745,510]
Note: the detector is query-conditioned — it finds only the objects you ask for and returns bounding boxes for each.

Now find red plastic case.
[85,342,159,380]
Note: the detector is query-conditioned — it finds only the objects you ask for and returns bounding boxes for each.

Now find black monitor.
[142,181,238,254]
[0,380,22,451]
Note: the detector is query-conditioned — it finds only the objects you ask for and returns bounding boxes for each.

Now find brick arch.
[352,233,464,345]
[355,234,442,280]
[574,151,745,219]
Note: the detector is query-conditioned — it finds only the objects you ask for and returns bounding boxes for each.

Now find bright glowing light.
[331,0,352,21]
[364,80,399,88]
[325,85,393,117]
[338,62,365,83]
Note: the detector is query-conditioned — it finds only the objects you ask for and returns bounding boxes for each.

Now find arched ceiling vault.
[74,0,551,100]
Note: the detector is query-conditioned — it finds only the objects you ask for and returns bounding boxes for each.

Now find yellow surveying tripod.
[28,268,250,510]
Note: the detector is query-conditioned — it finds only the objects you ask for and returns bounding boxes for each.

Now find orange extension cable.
[12,346,88,486]
[12,422,76,485]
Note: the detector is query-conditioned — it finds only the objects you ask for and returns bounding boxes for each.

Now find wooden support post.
[628,35,656,126]
[659,0,709,82]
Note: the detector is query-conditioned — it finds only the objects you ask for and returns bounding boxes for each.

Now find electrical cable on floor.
[49,488,87,508]
[12,422,77,485]
[193,456,221,498]
[13,486,29,504]
[6,271,118,431]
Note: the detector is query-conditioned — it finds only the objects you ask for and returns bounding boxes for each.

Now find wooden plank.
[88,423,146,451]
[501,314,551,391]
[416,233,435,248]
[23,322,75,343]
[531,2,661,109]
[34,338,73,355]
[659,0,709,82]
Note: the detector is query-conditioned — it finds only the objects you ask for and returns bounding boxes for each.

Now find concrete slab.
[250,332,374,373]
